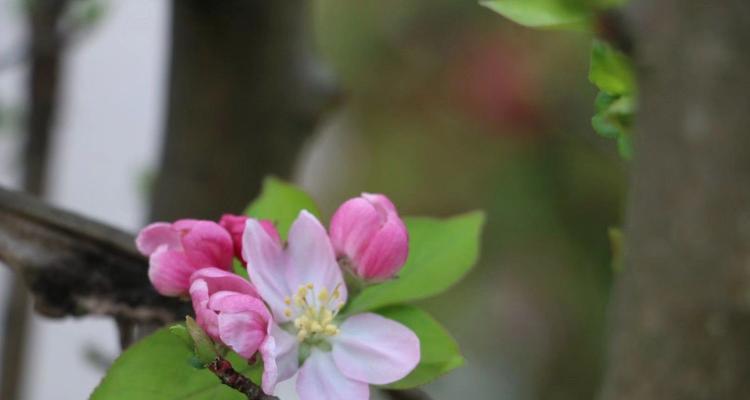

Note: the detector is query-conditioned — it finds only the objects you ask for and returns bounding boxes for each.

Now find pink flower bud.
[189,268,272,361]
[220,214,280,264]
[329,193,409,281]
[136,220,233,297]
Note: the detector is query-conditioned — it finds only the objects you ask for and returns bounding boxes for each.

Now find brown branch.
[208,357,278,400]
[0,187,189,322]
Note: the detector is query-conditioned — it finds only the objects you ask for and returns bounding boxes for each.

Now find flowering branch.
[207,357,278,400]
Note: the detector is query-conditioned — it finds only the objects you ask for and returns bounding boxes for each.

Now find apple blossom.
[189,268,277,392]
[329,193,409,281]
[243,211,420,399]
[136,219,233,297]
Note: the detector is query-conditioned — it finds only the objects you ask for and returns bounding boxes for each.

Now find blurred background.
[0,0,626,399]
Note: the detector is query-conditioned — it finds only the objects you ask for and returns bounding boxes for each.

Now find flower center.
[284,283,343,343]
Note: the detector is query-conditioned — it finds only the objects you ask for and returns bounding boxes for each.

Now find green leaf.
[591,91,635,159]
[186,316,217,365]
[480,0,594,30]
[91,328,261,400]
[168,324,192,350]
[589,39,635,95]
[376,305,464,389]
[346,211,485,314]
[245,176,321,240]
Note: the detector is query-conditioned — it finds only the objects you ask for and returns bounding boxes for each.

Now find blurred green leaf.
[480,0,594,30]
[589,39,635,95]
[589,39,636,159]
[376,305,464,389]
[346,211,485,314]
[616,133,633,159]
[91,328,261,400]
[245,177,321,240]
[591,91,635,159]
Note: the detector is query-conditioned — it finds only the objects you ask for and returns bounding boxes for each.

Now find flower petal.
[329,197,382,262]
[136,223,181,255]
[181,221,234,270]
[190,267,258,297]
[259,335,278,394]
[297,349,369,400]
[286,211,346,302]
[243,219,289,320]
[148,245,197,296]
[355,216,409,280]
[332,313,420,385]
[189,278,219,339]
[209,291,269,319]
[218,311,268,359]
[262,323,299,394]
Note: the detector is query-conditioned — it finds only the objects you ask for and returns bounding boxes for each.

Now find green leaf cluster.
[589,39,636,159]
[92,178,485,397]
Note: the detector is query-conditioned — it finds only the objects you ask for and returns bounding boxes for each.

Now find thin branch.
[207,357,278,400]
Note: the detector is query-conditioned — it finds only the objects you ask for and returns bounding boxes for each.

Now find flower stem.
[207,356,278,400]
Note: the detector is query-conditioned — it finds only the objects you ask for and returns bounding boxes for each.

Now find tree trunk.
[599,1,750,399]
[149,0,334,222]
[1,1,68,398]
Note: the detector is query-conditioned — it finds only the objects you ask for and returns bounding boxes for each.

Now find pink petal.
[190,267,258,297]
[220,214,249,261]
[297,349,369,400]
[262,323,300,394]
[286,211,346,303]
[209,291,270,319]
[243,219,289,320]
[270,323,300,382]
[259,335,278,394]
[136,223,181,256]
[332,313,420,385]
[181,221,234,270]
[189,279,219,339]
[329,197,382,262]
[172,219,200,232]
[218,311,268,359]
[355,216,409,280]
[361,193,398,215]
[148,245,197,296]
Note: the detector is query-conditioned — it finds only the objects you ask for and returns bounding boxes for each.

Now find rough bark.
[149,0,335,222]
[0,187,189,322]
[599,1,750,399]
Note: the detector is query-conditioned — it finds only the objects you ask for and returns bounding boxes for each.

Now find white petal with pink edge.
[285,211,347,303]
[296,349,369,400]
[332,313,420,385]
[243,219,289,320]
